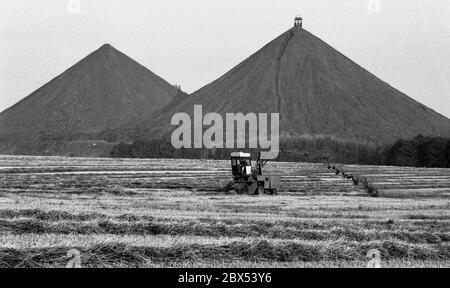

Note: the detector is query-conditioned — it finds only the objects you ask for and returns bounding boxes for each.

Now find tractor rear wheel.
[256,185,265,195]
[247,182,259,195]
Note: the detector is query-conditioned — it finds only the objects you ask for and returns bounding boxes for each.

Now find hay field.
[0,156,449,268]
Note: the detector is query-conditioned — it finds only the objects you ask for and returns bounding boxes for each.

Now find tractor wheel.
[247,182,259,195]
[227,182,248,194]
[223,181,234,193]
[270,189,278,195]
[256,185,265,195]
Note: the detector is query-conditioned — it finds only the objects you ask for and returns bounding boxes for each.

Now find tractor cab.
[230,152,253,181]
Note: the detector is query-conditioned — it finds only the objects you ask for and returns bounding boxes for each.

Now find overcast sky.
[1,0,449,118]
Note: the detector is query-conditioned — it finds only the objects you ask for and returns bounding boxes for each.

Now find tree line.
[110,135,450,168]
[109,135,386,165]
[385,135,450,168]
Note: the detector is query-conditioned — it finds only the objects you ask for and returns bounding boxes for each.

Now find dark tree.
[386,140,418,167]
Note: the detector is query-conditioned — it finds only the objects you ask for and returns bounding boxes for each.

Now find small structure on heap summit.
[294,16,303,28]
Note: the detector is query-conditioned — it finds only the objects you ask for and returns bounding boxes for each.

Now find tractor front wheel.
[226,182,248,194]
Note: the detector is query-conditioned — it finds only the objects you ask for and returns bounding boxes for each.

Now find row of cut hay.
[1,219,448,244]
[1,209,448,233]
[377,189,450,199]
[0,209,154,222]
[197,217,450,232]
[0,173,213,192]
[0,209,450,232]
[326,163,380,197]
[0,240,449,268]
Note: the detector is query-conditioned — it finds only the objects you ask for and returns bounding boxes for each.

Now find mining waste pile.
[135,27,450,144]
[0,44,179,155]
[1,26,450,156]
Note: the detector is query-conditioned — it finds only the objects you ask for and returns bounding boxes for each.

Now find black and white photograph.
[0,0,449,273]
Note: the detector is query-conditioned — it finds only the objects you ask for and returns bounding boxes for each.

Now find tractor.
[226,151,281,195]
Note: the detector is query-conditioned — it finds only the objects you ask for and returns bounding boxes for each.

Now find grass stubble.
[0,156,449,268]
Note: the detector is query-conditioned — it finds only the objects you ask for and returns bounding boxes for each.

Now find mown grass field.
[0,156,449,268]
